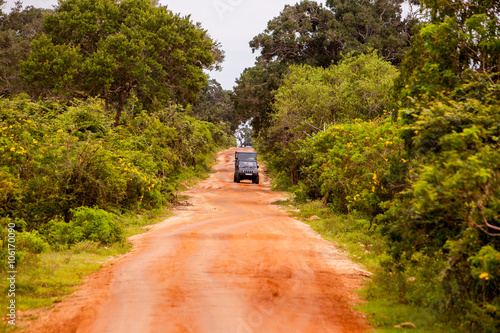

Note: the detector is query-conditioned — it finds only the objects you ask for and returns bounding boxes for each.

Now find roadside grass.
[360,299,455,333]
[0,208,170,320]
[279,199,460,332]
[0,153,220,330]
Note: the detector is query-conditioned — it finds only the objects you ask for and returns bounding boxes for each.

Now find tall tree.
[250,1,336,68]
[21,0,223,125]
[232,60,286,134]
[250,0,414,68]
[235,0,414,136]
[325,0,413,65]
[0,2,48,96]
[395,0,500,103]
[190,79,237,131]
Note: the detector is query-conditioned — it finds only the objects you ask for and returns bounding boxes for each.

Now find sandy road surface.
[24,148,370,333]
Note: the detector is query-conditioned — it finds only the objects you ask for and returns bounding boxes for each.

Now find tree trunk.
[113,92,127,127]
[114,106,122,127]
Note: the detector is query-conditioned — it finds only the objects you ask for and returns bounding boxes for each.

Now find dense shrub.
[378,85,500,331]
[17,231,50,254]
[299,118,407,215]
[260,52,399,187]
[0,95,230,230]
[47,207,123,246]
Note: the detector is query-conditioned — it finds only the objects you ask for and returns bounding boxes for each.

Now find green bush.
[259,52,399,188]
[47,207,123,246]
[378,84,500,331]
[298,118,407,216]
[17,231,49,254]
[0,96,225,229]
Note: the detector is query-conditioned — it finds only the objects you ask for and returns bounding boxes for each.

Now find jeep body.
[234,151,259,184]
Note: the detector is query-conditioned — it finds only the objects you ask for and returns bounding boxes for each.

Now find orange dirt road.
[25,148,371,333]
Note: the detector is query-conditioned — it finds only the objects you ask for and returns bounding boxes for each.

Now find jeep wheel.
[253,175,259,184]
[235,174,240,183]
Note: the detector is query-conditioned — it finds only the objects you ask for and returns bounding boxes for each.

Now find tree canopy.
[0,1,48,96]
[235,0,415,135]
[396,0,500,101]
[21,0,223,125]
[249,1,336,68]
[250,0,414,68]
[190,79,238,131]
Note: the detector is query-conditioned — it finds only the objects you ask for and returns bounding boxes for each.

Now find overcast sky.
[3,0,326,90]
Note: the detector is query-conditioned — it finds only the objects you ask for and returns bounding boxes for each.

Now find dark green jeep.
[234,151,259,184]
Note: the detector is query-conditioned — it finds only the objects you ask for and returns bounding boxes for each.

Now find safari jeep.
[234,151,259,184]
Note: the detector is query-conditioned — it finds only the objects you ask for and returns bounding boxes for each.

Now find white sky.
[3,0,326,90]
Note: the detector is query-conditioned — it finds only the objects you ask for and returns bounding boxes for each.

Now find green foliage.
[250,0,336,67]
[190,79,238,132]
[378,84,500,331]
[325,0,415,66]
[366,1,500,329]
[17,231,50,254]
[271,52,397,134]
[21,34,82,97]
[251,0,413,68]
[396,2,499,103]
[0,3,49,96]
[300,119,406,215]
[233,61,286,134]
[328,52,399,120]
[47,207,123,246]
[0,95,225,231]
[261,52,398,187]
[21,0,223,124]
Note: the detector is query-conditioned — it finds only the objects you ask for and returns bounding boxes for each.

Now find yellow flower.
[10,147,15,151]
[414,130,419,134]
[479,272,489,280]
[372,186,375,193]
[373,174,377,180]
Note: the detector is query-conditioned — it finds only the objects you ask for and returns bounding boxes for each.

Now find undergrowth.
[0,207,171,329]
[0,158,214,330]
[280,199,460,332]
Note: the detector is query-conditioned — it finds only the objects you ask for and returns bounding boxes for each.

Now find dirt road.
[25,148,370,333]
